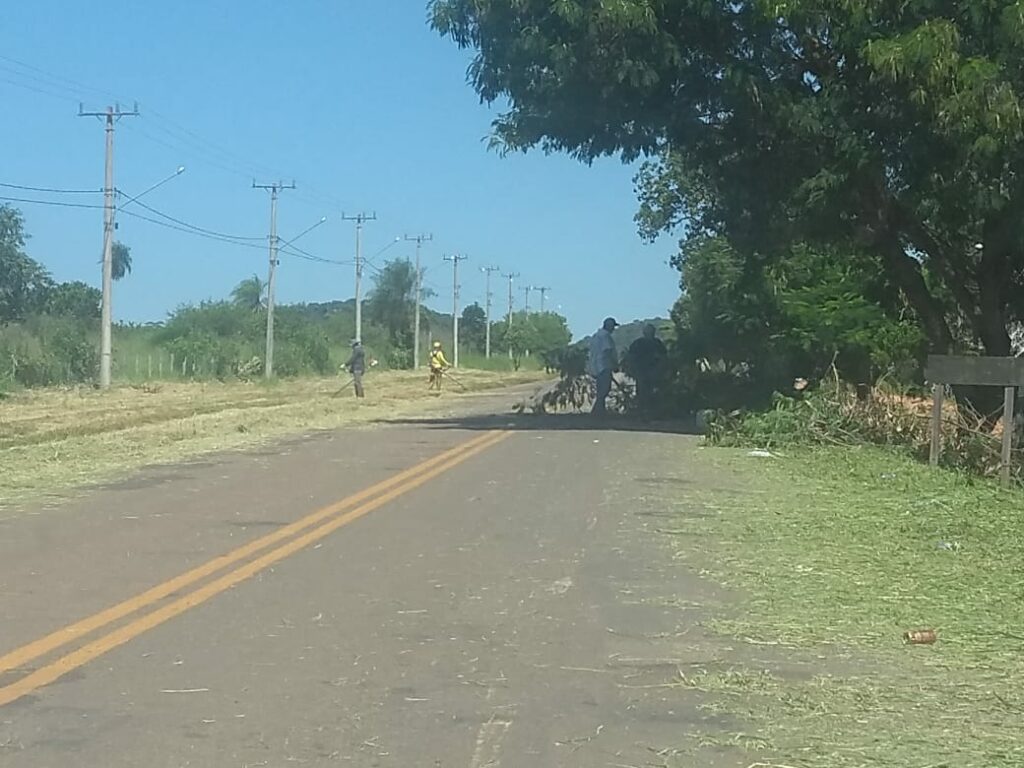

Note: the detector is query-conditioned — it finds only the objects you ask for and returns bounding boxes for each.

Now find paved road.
[0,388,746,767]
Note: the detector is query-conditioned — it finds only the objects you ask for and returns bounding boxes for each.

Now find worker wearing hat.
[587,317,619,414]
[428,340,450,391]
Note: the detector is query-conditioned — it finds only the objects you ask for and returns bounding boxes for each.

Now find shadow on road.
[374,411,701,436]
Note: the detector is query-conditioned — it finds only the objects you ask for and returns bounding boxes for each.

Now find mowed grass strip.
[674,445,1024,767]
[0,370,545,507]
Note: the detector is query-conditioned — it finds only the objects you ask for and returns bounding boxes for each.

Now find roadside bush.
[386,346,412,370]
[0,316,98,386]
[707,379,1022,482]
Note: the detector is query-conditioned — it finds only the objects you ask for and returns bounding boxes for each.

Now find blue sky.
[0,0,679,338]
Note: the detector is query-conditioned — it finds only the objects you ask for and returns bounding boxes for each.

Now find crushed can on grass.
[903,629,938,645]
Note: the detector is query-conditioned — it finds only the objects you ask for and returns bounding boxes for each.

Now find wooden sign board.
[925,355,1020,487]
[925,355,1024,387]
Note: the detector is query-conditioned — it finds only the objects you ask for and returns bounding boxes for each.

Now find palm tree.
[231,274,266,311]
[111,241,132,281]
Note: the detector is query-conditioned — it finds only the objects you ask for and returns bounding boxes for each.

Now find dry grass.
[0,370,546,509]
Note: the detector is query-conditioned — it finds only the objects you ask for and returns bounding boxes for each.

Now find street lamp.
[372,236,402,260]
[279,216,328,252]
[116,165,186,211]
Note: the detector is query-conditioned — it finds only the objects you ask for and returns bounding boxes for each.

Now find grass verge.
[676,444,1024,767]
[0,369,547,509]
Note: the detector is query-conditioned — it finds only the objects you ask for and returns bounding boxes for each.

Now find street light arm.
[372,236,402,259]
[279,216,328,251]
[116,166,186,210]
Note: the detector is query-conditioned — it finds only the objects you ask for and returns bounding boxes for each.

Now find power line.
[117,193,264,241]
[0,192,338,267]
[118,208,264,249]
[0,194,102,210]
[0,181,100,194]
[0,54,342,211]
[0,53,123,102]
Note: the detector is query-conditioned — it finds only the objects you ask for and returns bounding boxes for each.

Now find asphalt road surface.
[0,387,748,767]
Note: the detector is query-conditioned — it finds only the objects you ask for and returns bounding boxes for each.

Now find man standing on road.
[627,324,668,413]
[345,340,366,398]
[587,317,619,414]
[429,340,450,392]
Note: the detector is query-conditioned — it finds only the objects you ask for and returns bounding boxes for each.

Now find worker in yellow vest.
[428,340,450,391]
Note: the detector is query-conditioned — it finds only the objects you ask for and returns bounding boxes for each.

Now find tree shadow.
[374,410,701,436]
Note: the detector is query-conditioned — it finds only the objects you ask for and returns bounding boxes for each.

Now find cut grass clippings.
[0,370,546,510]
[674,445,1024,767]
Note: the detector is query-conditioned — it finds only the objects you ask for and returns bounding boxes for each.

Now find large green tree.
[0,205,51,323]
[460,302,487,353]
[46,281,102,322]
[431,1,1024,360]
[369,258,434,346]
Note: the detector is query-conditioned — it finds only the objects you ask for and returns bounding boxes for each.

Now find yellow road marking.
[0,430,510,706]
[0,430,504,680]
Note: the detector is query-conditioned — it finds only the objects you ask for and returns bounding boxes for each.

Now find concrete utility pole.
[481,265,501,358]
[522,285,534,314]
[505,272,520,329]
[405,233,433,369]
[253,181,295,379]
[444,254,468,368]
[79,103,139,389]
[535,286,551,313]
[342,212,376,342]
[504,272,520,359]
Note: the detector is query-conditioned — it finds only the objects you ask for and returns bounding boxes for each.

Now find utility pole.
[444,254,468,367]
[253,181,295,379]
[504,272,520,359]
[342,212,376,342]
[79,103,139,389]
[481,265,501,358]
[505,272,520,328]
[523,285,534,314]
[405,233,433,368]
[536,286,551,313]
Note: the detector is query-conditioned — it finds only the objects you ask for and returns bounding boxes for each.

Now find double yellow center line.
[0,429,510,707]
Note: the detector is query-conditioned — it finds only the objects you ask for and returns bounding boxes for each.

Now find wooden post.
[930,384,944,467]
[147,354,153,379]
[1002,385,1015,488]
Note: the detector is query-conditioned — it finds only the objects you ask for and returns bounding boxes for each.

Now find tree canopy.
[231,274,266,312]
[369,258,418,346]
[431,1,1024,359]
[1,205,51,323]
[112,241,132,281]
[460,302,487,352]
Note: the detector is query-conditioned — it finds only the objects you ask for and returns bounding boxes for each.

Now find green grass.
[676,445,1024,767]
[459,352,544,372]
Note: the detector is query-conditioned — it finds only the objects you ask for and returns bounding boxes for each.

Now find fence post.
[929,384,943,467]
[182,357,188,377]
[147,354,153,379]
[159,355,164,378]
[1002,385,1015,488]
